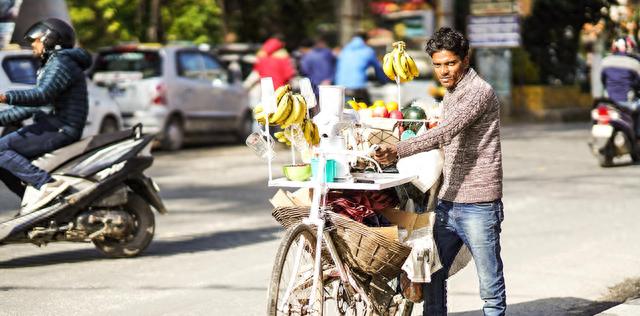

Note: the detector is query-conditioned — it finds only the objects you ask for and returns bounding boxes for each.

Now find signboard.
[470,0,518,15]
[467,14,520,48]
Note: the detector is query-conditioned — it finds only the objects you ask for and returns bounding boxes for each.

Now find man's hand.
[0,94,6,104]
[372,143,398,166]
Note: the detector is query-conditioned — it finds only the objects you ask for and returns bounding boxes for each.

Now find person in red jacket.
[244,37,296,91]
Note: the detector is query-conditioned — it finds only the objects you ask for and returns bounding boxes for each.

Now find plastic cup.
[245,132,275,159]
[311,158,336,182]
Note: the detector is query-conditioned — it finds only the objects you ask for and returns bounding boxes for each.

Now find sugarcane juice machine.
[313,85,352,180]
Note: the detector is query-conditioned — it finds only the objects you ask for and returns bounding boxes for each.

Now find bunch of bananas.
[273,119,320,147]
[252,84,308,129]
[383,41,419,83]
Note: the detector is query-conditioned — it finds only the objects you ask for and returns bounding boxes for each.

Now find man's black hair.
[425,27,469,59]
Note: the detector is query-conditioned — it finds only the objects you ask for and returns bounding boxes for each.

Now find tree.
[521,0,616,84]
[66,0,222,49]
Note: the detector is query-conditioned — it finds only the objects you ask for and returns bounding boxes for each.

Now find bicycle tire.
[267,223,324,315]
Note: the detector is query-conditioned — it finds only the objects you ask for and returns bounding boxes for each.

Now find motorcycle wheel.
[93,193,155,258]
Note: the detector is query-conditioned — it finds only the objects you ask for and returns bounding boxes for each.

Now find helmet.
[611,36,636,54]
[24,18,75,50]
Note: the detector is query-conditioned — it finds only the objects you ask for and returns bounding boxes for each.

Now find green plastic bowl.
[283,164,312,181]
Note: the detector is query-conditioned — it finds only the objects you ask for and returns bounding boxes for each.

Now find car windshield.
[94,51,162,78]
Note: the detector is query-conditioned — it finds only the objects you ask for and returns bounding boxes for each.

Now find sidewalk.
[597,298,640,316]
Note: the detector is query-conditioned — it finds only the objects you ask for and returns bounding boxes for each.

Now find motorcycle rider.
[601,35,640,136]
[0,18,91,211]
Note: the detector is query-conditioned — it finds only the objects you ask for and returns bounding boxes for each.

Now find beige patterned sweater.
[397,68,503,203]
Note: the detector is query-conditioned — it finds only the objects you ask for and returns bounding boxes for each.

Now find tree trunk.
[147,0,160,42]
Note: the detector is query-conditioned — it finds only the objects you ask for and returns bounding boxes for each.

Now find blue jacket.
[601,53,640,103]
[300,47,336,90]
[334,37,387,89]
[1,48,92,139]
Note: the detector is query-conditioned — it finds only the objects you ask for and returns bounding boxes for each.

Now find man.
[374,27,506,315]
[299,36,336,97]
[334,32,388,105]
[601,35,640,135]
[0,18,91,212]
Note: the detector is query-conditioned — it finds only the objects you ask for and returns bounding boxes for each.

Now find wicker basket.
[272,206,411,281]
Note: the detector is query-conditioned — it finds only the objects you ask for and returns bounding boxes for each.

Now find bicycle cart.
[266,153,421,316]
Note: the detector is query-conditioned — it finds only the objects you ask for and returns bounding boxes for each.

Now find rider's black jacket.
[0,48,92,140]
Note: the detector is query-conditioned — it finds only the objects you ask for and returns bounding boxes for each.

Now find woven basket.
[272,206,411,281]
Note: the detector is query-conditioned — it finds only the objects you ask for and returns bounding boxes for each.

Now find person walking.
[299,36,336,97]
[373,27,506,316]
[244,37,296,90]
[334,33,387,105]
[0,18,92,211]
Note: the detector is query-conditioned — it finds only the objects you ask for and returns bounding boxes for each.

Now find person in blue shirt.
[334,33,388,105]
[299,36,336,98]
[601,35,640,136]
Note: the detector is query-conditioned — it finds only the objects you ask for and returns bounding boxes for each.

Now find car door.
[174,49,210,134]
[199,52,239,131]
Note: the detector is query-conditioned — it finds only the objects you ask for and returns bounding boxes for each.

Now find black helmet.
[24,18,75,50]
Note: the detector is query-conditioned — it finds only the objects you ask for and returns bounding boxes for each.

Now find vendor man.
[374,27,506,316]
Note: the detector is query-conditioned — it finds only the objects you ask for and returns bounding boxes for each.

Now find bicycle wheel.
[267,223,324,315]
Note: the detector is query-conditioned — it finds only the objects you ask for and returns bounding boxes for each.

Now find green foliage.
[522,0,615,85]
[512,47,540,84]
[66,0,222,49]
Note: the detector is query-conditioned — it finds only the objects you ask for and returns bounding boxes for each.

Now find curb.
[597,298,640,315]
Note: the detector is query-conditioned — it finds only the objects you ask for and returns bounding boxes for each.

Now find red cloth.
[254,38,295,89]
[327,189,399,224]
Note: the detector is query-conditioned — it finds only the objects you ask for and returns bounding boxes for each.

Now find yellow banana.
[303,119,313,144]
[294,95,308,124]
[254,112,269,125]
[392,48,408,81]
[382,51,396,81]
[252,104,263,115]
[400,53,413,81]
[281,94,302,128]
[274,84,291,105]
[311,122,320,145]
[406,55,419,78]
[269,93,292,124]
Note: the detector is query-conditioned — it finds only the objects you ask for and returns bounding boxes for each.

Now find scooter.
[588,98,640,167]
[0,124,167,257]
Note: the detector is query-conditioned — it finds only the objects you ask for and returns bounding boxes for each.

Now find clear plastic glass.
[245,132,275,160]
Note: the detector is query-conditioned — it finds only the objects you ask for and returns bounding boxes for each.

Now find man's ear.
[462,54,470,69]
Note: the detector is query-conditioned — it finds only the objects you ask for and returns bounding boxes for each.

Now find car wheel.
[236,113,253,143]
[161,117,184,151]
[99,117,119,134]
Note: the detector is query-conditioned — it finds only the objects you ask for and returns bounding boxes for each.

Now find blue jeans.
[423,199,506,316]
[0,120,75,190]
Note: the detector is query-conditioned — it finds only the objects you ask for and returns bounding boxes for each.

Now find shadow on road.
[450,296,619,316]
[0,225,283,269]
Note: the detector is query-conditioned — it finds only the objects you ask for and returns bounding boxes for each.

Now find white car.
[0,48,122,137]
[91,43,252,150]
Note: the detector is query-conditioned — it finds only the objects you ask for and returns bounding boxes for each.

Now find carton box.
[270,188,312,208]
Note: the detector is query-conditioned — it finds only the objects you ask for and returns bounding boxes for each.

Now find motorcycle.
[588,98,640,167]
[0,124,167,257]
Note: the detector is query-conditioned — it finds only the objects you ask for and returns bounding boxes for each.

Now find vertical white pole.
[261,78,276,182]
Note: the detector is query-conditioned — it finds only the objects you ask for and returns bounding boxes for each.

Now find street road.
[0,122,639,315]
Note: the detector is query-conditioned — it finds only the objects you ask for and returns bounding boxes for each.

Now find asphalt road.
[0,122,639,316]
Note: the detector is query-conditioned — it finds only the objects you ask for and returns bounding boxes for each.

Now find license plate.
[592,124,614,138]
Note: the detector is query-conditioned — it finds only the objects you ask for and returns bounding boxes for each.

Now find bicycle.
[266,152,419,316]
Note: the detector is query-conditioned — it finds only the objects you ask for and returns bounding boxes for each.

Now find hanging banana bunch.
[382,41,419,83]
[252,84,319,146]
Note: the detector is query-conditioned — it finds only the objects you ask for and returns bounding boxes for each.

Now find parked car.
[90,43,253,150]
[0,47,122,137]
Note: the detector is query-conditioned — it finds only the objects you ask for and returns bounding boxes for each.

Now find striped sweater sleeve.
[397,85,491,158]
[0,106,41,126]
[5,58,73,106]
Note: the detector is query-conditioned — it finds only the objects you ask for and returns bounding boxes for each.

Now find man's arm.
[0,106,42,126]
[2,58,73,106]
[397,86,494,158]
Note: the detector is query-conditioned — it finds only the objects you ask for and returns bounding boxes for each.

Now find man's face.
[431,49,469,90]
[31,37,45,57]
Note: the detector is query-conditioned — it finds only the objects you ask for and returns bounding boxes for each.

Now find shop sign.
[470,0,518,15]
[467,14,520,48]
